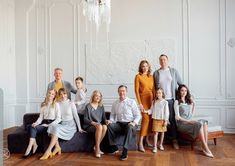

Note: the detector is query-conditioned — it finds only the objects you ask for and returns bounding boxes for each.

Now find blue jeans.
[28,119,54,138]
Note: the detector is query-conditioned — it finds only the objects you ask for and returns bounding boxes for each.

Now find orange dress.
[134,74,154,136]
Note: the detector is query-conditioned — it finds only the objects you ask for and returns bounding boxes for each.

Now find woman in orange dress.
[135,60,155,152]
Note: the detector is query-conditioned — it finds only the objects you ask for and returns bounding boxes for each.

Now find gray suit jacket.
[47,80,77,99]
[153,67,183,99]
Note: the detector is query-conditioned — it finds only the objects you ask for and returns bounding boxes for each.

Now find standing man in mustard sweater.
[47,68,76,100]
[153,54,183,149]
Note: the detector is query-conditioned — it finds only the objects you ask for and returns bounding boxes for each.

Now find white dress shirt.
[74,89,86,106]
[35,102,61,125]
[150,99,169,121]
[110,97,141,125]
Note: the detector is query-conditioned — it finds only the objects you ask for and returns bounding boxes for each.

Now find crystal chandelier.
[82,0,111,32]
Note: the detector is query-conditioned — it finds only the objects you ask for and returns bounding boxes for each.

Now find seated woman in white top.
[40,88,84,160]
[23,89,61,158]
[174,84,213,158]
[74,77,87,115]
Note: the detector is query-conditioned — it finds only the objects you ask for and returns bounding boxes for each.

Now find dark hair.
[159,54,168,59]
[58,88,68,96]
[118,85,128,91]
[176,84,193,105]
[75,76,83,82]
[138,60,151,76]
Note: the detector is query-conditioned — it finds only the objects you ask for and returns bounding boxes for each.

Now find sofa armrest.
[105,112,110,120]
[23,113,40,130]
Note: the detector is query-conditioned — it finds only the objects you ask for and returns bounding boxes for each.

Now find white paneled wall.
[0,0,16,128]
[1,0,235,132]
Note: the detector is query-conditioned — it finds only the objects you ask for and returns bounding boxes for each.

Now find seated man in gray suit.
[47,68,76,100]
[106,85,141,161]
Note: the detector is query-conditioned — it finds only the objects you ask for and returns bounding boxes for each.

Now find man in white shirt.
[106,85,141,161]
[153,54,183,149]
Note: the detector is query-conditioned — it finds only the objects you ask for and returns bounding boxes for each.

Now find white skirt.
[47,120,77,140]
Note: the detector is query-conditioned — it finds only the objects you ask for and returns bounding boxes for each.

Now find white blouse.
[35,102,61,125]
[150,99,169,121]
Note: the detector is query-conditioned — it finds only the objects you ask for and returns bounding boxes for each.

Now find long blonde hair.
[90,90,103,106]
[41,89,57,108]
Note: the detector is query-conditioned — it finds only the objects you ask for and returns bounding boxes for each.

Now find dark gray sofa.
[7,112,137,153]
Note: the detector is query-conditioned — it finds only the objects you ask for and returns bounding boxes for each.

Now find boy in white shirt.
[74,77,87,115]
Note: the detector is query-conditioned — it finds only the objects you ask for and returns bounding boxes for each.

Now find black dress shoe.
[107,145,119,155]
[119,153,128,161]
[120,148,128,161]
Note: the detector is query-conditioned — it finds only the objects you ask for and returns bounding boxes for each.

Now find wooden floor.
[3,127,235,166]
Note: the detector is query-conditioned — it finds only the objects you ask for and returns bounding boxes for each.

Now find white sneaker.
[152,147,157,153]
[158,145,164,151]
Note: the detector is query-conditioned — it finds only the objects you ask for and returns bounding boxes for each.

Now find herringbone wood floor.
[3,127,235,166]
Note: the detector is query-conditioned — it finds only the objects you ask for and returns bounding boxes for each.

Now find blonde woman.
[23,89,61,158]
[40,88,83,160]
[135,60,155,152]
[83,90,107,158]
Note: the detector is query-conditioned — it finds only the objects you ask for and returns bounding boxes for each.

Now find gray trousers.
[107,122,137,150]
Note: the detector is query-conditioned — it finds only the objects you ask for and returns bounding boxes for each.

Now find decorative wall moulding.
[227,37,235,48]
[85,39,176,85]
[226,108,235,129]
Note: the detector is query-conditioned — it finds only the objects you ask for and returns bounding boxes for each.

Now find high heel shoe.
[22,149,33,159]
[52,148,61,156]
[95,153,101,158]
[138,145,145,153]
[202,150,214,158]
[94,146,104,155]
[39,152,53,160]
[32,145,38,155]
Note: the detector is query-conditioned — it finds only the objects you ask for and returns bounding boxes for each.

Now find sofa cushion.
[60,132,95,152]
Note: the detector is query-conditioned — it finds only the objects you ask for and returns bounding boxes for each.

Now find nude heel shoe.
[52,148,61,156]
[202,150,214,158]
[138,145,145,152]
[39,152,53,160]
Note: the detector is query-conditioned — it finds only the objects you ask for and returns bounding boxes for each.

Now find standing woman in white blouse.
[40,88,84,160]
[23,89,61,158]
